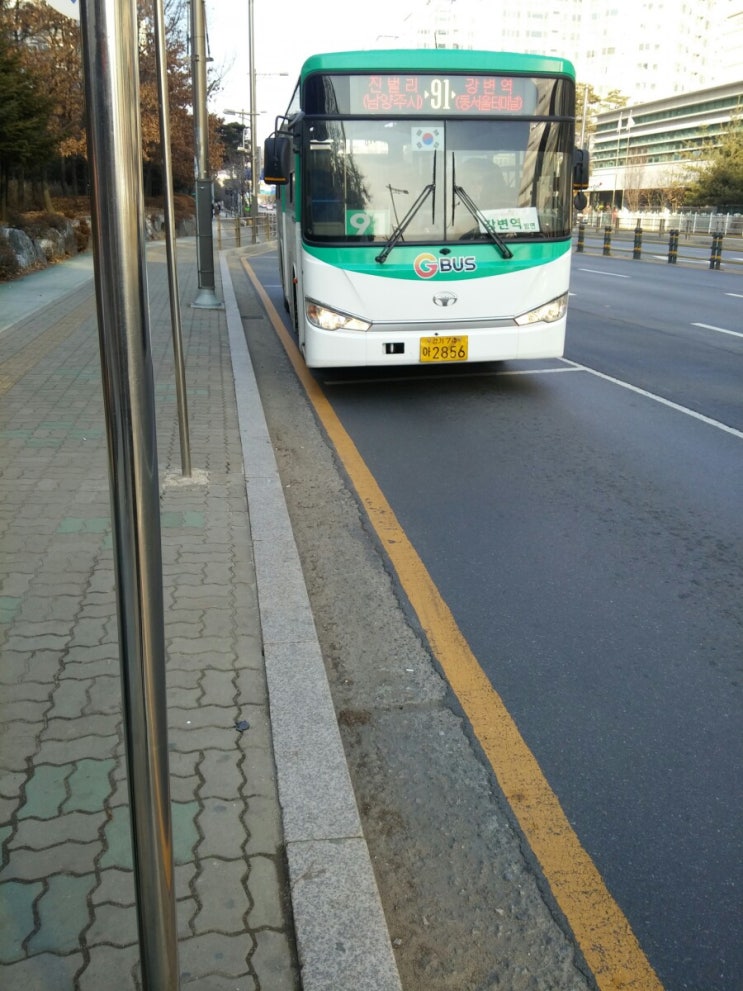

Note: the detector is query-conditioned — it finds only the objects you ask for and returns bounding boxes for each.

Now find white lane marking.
[562,360,743,440]
[650,255,713,265]
[725,292,743,298]
[692,322,743,339]
[578,268,631,278]
[323,366,583,386]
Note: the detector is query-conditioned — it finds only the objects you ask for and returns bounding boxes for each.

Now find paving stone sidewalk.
[0,243,300,990]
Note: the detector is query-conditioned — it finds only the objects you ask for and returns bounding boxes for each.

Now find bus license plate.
[419,336,468,363]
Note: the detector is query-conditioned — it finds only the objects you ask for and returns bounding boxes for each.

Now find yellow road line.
[241,256,665,991]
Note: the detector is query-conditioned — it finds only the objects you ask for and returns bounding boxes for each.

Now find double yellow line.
[241,255,664,991]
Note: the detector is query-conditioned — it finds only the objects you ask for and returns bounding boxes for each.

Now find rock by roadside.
[0,209,195,281]
[0,215,84,277]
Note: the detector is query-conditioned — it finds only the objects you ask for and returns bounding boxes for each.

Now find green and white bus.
[264,49,589,368]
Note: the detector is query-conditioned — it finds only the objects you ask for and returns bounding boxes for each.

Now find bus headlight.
[514,293,568,326]
[305,299,371,332]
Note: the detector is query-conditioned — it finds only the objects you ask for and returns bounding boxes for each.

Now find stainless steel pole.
[190,0,222,307]
[248,0,258,244]
[78,2,179,988]
[153,0,192,476]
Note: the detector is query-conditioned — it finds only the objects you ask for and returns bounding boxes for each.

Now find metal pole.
[78,1,179,989]
[190,0,222,307]
[668,229,679,264]
[248,0,258,244]
[611,114,621,211]
[154,0,192,476]
[633,222,643,260]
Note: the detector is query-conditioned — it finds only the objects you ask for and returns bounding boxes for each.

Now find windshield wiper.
[376,152,437,264]
[453,183,514,259]
[451,155,513,259]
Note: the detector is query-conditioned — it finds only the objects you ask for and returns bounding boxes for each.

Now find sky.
[205,0,410,143]
[39,0,410,143]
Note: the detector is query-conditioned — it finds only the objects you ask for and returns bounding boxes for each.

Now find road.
[238,249,742,991]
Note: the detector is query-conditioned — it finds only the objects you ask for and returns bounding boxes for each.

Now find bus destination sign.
[349,74,538,116]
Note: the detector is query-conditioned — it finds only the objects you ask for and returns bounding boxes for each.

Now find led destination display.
[348,74,539,115]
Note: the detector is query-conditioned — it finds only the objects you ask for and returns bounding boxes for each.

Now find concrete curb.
[221,253,403,991]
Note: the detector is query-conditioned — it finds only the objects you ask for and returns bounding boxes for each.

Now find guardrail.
[574,220,740,272]
[580,211,743,236]
[214,212,277,249]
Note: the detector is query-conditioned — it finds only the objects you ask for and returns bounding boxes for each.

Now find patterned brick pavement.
[0,243,299,991]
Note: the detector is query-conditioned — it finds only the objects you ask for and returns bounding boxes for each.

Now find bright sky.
[205,0,413,142]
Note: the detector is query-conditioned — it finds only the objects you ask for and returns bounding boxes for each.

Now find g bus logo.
[413,252,478,279]
[414,253,439,278]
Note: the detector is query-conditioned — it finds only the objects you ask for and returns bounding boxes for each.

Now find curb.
[221,253,403,991]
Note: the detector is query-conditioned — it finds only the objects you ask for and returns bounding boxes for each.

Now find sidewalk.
[0,241,402,990]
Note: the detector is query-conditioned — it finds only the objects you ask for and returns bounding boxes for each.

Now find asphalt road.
[247,249,743,991]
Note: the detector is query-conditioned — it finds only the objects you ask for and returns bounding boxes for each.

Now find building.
[397,0,742,105]
[392,1,743,210]
[576,0,719,103]
[397,0,584,61]
[590,80,743,209]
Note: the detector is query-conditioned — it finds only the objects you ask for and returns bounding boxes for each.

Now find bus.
[263,49,589,368]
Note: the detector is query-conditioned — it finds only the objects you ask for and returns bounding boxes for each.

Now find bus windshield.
[303,117,573,246]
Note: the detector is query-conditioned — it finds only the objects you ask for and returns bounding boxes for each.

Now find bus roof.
[300,49,576,80]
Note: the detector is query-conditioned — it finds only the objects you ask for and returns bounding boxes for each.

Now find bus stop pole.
[78,2,179,988]
[153,0,192,476]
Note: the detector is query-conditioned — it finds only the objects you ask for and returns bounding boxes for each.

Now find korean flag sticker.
[413,127,442,151]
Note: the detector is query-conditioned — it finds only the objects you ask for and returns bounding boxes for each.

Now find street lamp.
[248,0,257,241]
[244,1,289,240]
[226,0,288,240]
[217,8,261,238]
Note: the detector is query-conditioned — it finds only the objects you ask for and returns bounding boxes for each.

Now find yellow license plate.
[419,336,468,363]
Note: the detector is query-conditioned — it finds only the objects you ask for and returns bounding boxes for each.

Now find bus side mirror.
[573,147,590,190]
[263,133,291,185]
[573,148,590,211]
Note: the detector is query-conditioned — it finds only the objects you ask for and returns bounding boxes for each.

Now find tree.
[219,121,245,164]
[622,153,648,213]
[138,0,193,195]
[137,0,225,195]
[2,0,85,205]
[685,114,743,208]
[2,0,227,210]
[575,83,627,140]
[216,120,249,213]
[20,3,83,185]
[647,164,688,212]
[0,19,58,218]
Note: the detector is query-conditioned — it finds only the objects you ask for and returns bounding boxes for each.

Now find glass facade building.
[589,81,743,207]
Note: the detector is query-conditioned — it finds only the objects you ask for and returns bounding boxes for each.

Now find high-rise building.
[396,0,741,104]
[578,0,718,102]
